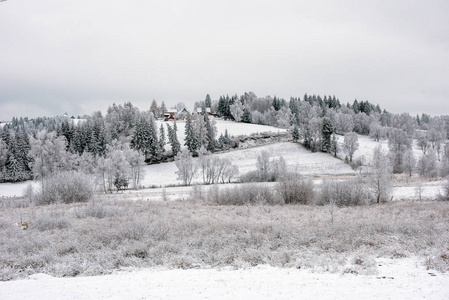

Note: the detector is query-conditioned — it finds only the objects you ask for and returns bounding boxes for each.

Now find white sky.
[1,0,448,121]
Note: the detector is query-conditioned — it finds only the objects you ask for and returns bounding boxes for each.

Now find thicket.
[34,171,95,205]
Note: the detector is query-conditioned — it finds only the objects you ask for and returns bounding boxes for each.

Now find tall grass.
[1,199,448,281]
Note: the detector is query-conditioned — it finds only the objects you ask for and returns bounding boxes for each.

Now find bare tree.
[175,149,197,186]
[401,149,416,178]
[369,144,393,203]
[343,132,359,162]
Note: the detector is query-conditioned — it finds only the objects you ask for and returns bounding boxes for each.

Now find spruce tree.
[243,108,252,123]
[185,113,199,155]
[159,124,166,156]
[204,114,215,151]
[166,124,179,156]
[205,94,212,108]
[292,124,300,143]
[321,117,333,152]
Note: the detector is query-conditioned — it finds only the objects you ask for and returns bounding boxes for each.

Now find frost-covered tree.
[321,117,333,152]
[441,142,449,177]
[175,149,197,186]
[416,131,429,154]
[96,141,144,192]
[160,101,167,118]
[193,114,209,150]
[401,149,416,177]
[204,114,216,151]
[123,144,146,189]
[343,132,359,162]
[185,113,199,155]
[369,144,393,203]
[292,124,300,143]
[388,128,412,173]
[276,106,293,129]
[330,133,339,157]
[336,112,355,134]
[417,149,438,178]
[159,124,166,155]
[369,121,386,142]
[256,150,271,181]
[205,94,212,108]
[150,99,159,118]
[130,115,160,162]
[166,123,181,156]
[29,130,69,189]
[243,107,252,123]
[230,99,245,122]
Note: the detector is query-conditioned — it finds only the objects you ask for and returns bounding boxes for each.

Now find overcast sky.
[1,0,448,121]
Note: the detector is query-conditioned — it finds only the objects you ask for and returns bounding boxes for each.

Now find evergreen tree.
[205,94,212,108]
[184,113,199,155]
[131,117,151,160]
[204,114,215,151]
[243,108,252,123]
[166,123,181,156]
[159,124,166,156]
[303,126,312,149]
[292,124,300,143]
[321,117,333,152]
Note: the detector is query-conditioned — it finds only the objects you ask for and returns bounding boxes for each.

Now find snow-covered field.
[1,258,448,300]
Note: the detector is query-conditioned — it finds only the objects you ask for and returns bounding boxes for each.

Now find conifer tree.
[205,94,212,108]
[321,117,333,152]
[243,108,252,123]
[185,113,199,155]
[166,123,181,156]
[292,124,300,143]
[159,124,166,156]
[204,114,215,151]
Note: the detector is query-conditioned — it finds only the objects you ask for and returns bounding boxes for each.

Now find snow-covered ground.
[1,258,448,300]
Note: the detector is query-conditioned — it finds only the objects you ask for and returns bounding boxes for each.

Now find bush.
[276,173,315,204]
[35,171,95,205]
[319,177,371,206]
[33,210,71,231]
[208,183,281,205]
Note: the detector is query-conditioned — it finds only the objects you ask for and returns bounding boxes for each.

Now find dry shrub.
[276,174,315,204]
[35,171,95,205]
[210,183,281,205]
[33,210,71,231]
[319,177,371,206]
